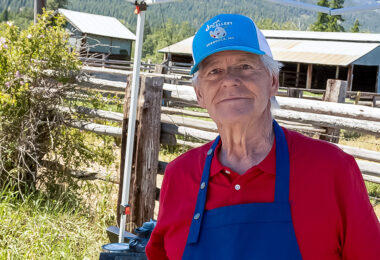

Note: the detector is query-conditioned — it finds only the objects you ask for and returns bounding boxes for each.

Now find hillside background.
[1,0,380,33]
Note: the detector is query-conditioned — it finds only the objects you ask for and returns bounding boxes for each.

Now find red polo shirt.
[146,128,380,260]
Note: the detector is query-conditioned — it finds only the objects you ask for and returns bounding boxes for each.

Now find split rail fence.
[65,66,380,229]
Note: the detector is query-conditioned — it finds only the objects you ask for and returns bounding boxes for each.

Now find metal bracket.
[120,204,131,215]
[134,1,148,11]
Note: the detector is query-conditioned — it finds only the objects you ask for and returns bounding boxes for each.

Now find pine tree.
[309,0,329,31]
[310,0,345,32]
[47,0,68,10]
[350,19,360,33]
[0,8,9,22]
[327,0,344,32]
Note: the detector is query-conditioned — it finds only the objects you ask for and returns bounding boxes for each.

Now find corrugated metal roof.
[158,36,193,54]
[158,32,380,66]
[268,39,379,66]
[262,30,380,43]
[58,9,136,41]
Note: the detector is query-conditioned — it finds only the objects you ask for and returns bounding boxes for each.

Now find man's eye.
[239,64,253,70]
[209,68,222,75]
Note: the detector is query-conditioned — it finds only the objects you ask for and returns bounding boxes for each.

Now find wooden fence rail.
[75,79,380,136]
[64,101,380,185]
[63,71,380,231]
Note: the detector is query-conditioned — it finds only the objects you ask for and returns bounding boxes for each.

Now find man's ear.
[270,74,279,97]
[194,85,205,108]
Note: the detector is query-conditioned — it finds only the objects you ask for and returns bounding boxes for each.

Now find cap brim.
[190,46,266,75]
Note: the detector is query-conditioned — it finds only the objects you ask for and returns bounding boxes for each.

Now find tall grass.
[0,181,117,260]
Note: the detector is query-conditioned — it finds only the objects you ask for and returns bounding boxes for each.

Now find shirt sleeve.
[340,156,380,260]
[146,168,170,260]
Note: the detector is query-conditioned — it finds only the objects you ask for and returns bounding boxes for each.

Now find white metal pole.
[119,10,146,243]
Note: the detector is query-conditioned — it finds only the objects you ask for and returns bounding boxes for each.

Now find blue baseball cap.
[190,14,273,75]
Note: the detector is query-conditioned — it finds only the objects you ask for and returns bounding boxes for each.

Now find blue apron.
[182,120,302,260]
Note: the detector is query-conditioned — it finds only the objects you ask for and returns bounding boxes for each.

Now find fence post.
[117,75,164,231]
[320,79,347,143]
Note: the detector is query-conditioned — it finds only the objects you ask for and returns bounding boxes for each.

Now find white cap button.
[200,182,206,189]
[225,170,231,174]
[194,213,201,220]
[235,184,241,191]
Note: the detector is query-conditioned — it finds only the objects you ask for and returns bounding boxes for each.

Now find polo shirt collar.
[209,137,276,177]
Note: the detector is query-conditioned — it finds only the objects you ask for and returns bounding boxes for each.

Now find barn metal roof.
[268,39,379,66]
[159,36,193,55]
[262,30,380,43]
[58,9,136,41]
[158,31,380,66]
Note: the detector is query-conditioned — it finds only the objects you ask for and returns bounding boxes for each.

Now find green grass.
[302,91,323,98]
[0,181,117,260]
[65,94,124,113]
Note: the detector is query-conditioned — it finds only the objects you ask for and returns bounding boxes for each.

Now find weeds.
[0,180,117,260]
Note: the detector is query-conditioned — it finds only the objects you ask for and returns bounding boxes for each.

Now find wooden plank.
[82,66,182,80]
[60,106,123,122]
[68,121,122,137]
[356,160,380,179]
[41,160,119,184]
[163,83,198,104]
[324,79,347,103]
[155,159,380,185]
[127,76,164,230]
[161,114,218,132]
[320,79,347,143]
[161,122,218,141]
[273,109,380,136]
[276,96,380,122]
[68,119,380,171]
[161,106,210,118]
[295,63,300,88]
[335,66,340,79]
[306,64,313,89]
[337,144,380,163]
[347,64,354,92]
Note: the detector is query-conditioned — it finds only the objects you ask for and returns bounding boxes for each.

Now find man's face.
[195,50,278,124]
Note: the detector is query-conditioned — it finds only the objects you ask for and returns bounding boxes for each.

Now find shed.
[58,9,136,61]
[159,30,380,93]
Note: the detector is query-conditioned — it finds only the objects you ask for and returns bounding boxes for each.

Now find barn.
[159,30,380,93]
[58,9,136,61]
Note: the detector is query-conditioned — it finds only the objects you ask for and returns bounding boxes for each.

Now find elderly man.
[146,14,380,259]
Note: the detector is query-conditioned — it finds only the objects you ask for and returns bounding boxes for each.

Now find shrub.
[0,11,115,193]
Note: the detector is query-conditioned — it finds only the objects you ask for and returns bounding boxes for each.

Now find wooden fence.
[80,61,380,106]
[65,68,380,229]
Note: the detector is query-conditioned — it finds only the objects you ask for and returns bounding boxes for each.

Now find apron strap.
[273,120,290,203]
[186,136,220,244]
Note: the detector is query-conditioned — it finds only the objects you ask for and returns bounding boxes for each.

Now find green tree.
[350,19,360,33]
[310,0,345,32]
[327,0,344,32]
[310,0,329,31]
[47,0,68,10]
[0,8,9,22]
[142,19,195,62]
[257,18,299,30]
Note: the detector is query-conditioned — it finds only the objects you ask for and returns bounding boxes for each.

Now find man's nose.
[221,68,240,87]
